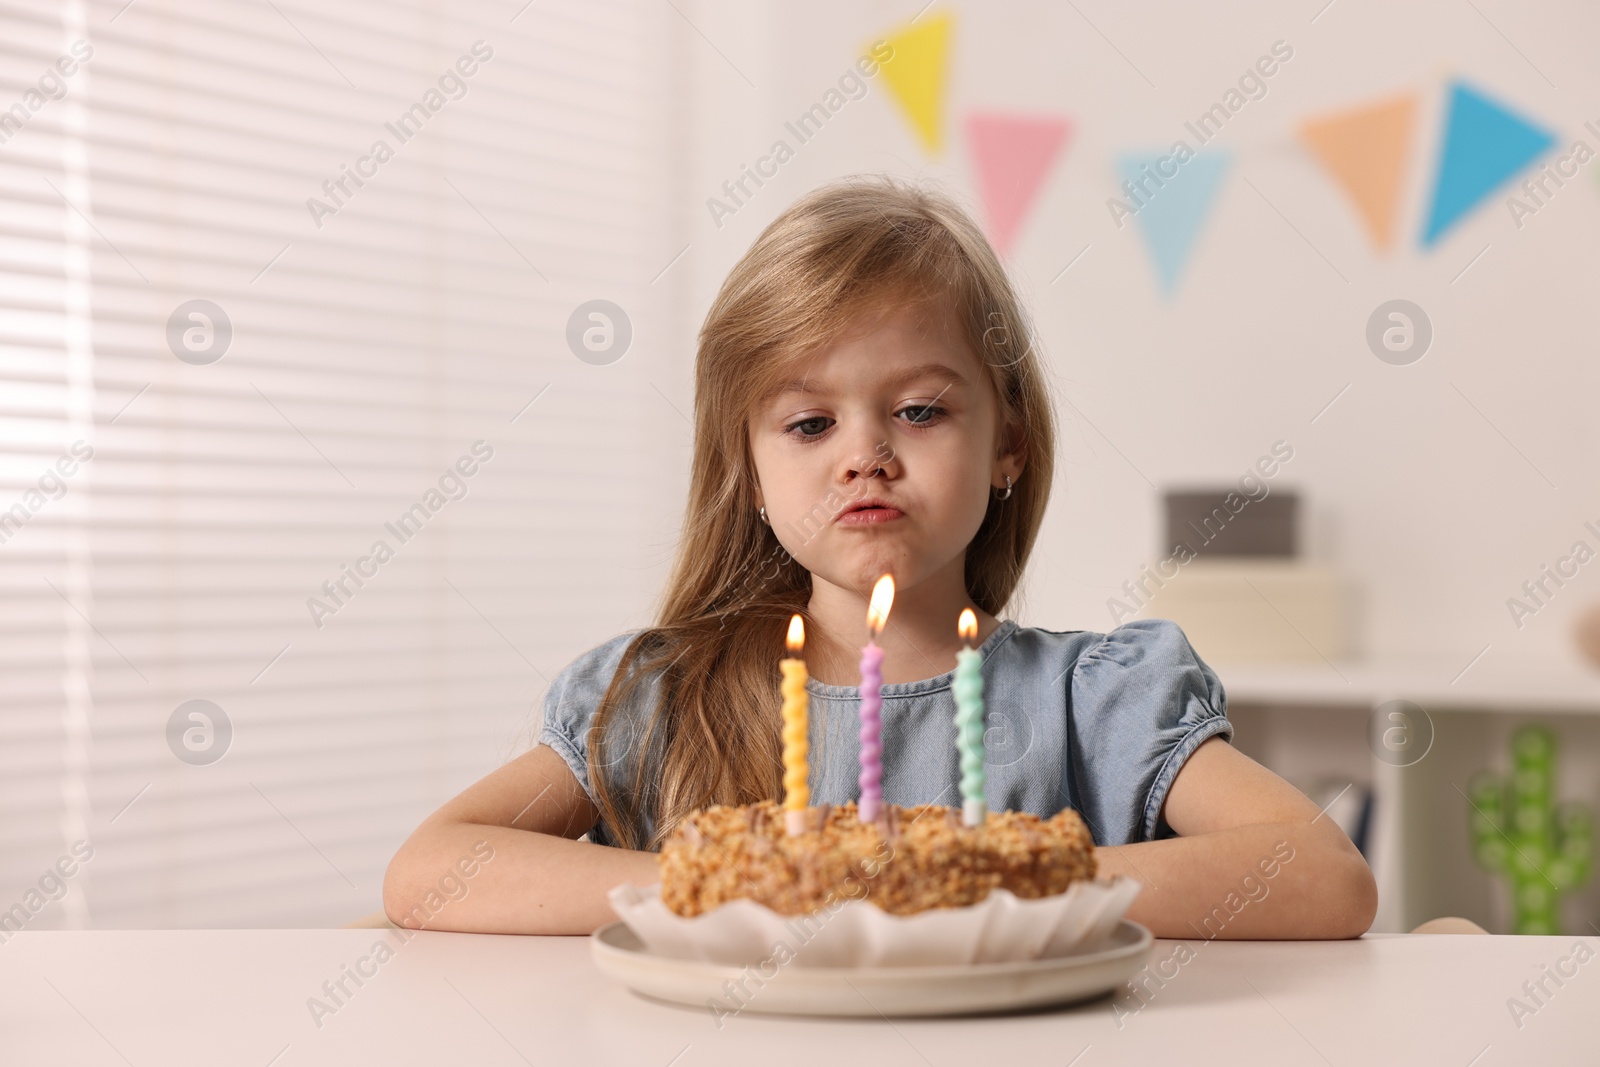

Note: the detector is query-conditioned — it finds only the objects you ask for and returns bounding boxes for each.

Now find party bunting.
[966,112,1072,258]
[1421,81,1555,246]
[876,11,952,155]
[1300,93,1417,251]
[1119,150,1230,296]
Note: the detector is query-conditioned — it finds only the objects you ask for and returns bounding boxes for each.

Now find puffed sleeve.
[534,629,655,823]
[1067,617,1232,845]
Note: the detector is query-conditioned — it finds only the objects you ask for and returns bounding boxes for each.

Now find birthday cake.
[658,799,1097,918]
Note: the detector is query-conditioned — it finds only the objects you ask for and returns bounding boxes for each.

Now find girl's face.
[747,299,1025,601]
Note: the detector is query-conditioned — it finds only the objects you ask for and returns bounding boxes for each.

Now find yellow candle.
[781,613,810,836]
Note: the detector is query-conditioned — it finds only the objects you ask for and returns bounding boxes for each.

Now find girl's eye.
[782,406,947,441]
[784,416,834,440]
[897,404,947,426]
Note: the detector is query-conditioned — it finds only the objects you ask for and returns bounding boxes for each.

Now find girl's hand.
[1094,736,1378,939]
[382,745,658,935]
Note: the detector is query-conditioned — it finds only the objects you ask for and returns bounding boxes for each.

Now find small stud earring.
[759,505,768,525]
[994,475,1013,501]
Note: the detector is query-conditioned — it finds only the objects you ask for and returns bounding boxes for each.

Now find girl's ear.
[996,419,1027,476]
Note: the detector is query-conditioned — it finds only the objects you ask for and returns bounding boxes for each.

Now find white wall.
[675,0,1600,678]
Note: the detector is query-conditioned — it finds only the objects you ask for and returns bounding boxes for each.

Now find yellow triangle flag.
[875,12,952,156]
[1300,93,1417,250]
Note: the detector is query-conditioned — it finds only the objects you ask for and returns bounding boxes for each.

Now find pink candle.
[858,574,895,824]
[858,640,884,823]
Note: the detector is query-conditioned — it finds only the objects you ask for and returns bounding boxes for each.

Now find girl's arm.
[382,744,658,935]
[1093,736,1379,939]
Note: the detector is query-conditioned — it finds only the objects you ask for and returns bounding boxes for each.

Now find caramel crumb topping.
[658,800,1097,918]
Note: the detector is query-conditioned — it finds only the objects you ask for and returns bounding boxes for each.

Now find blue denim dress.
[535,617,1232,851]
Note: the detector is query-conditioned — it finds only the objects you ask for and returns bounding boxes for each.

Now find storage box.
[1143,559,1348,663]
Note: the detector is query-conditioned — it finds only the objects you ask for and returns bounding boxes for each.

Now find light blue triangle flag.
[1421,81,1556,247]
[1119,151,1230,296]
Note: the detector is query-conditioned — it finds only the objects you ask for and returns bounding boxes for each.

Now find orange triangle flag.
[1300,93,1417,250]
[876,12,952,156]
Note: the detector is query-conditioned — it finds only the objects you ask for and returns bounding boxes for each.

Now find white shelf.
[1215,656,1600,935]
[1215,657,1600,712]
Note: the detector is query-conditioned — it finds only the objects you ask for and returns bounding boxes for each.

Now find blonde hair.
[588,174,1057,850]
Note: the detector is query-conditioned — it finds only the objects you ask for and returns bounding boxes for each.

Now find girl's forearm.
[387,811,1375,939]
[1092,818,1377,940]
[383,820,659,936]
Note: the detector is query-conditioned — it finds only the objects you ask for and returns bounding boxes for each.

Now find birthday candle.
[781,614,810,836]
[858,574,894,824]
[953,608,987,827]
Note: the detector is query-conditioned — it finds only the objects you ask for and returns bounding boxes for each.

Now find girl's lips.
[836,506,904,526]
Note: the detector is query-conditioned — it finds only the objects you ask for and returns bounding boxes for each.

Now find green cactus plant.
[1467,725,1593,935]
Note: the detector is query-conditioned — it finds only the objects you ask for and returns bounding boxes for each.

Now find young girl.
[384,175,1377,940]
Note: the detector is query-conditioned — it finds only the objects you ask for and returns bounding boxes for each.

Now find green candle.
[953,608,986,827]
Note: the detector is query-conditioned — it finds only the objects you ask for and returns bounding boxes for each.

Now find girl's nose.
[837,434,899,483]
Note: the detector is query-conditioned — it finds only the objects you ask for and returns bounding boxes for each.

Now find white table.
[0,929,1589,1065]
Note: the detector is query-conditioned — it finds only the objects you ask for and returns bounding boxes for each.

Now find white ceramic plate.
[590,919,1153,1017]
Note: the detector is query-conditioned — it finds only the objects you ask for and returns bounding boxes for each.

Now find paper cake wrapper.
[607,875,1142,968]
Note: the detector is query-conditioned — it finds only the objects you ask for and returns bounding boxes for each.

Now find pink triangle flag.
[966,112,1072,257]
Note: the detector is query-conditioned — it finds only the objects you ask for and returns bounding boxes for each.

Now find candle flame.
[867,573,895,635]
[958,608,977,643]
[786,613,805,654]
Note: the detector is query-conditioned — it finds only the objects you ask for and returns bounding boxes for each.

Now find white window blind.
[1,0,679,927]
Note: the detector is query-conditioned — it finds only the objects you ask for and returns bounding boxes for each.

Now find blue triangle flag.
[1119,151,1230,296]
[1421,81,1556,247]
